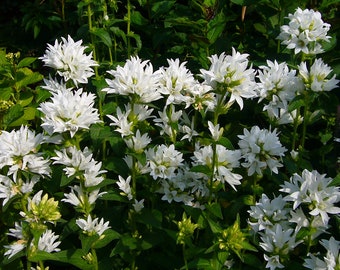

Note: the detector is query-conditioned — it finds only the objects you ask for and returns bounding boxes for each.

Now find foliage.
[0,0,340,270]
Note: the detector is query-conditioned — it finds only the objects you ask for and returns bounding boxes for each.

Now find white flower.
[107,106,134,137]
[179,112,199,142]
[304,237,340,269]
[154,105,182,139]
[208,121,223,141]
[188,83,215,111]
[200,48,257,109]
[0,126,50,180]
[39,88,101,138]
[192,144,242,190]
[125,130,151,153]
[260,224,300,269]
[53,147,106,187]
[248,194,289,233]
[280,169,340,226]
[4,243,26,259]
[42,76,72,93]
[0,174,40,206]
[76,215,110,236]
[299,58,339,92]
[103,56,162,103]
[263,254,284,270]
[277,8,331,55]
[145,144,184,180]
[38,229,61,253]
[62,185,106,208]
[158,58,196,107]
[256,60,304,124]
[40,35,98,86]
[238,126,286,176]
[116,175,133,200]
[132,199,144,213]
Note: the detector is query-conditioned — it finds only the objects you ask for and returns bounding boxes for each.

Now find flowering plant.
[0,2,339,270]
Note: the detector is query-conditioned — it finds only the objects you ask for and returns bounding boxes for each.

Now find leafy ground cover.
[0,0,340,269]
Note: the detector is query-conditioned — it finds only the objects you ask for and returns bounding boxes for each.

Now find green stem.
[91,248,99,270]
[87,3,99,78]
[127,0,132,58]
[182,244,189,270]
[291,109,300,151]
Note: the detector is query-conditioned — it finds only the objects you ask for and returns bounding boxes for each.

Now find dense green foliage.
[0,1,339,270]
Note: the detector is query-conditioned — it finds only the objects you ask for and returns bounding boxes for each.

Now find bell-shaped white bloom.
[4,243,26,259]
[158,58,196,107]
[37,229,61,253]
[192,144,242,190]
[208,121,223,141]
[248,194,290,233]
[238,126,287,176]
[0,174,39,206]
[299,58,339,92]
[200,48,257,109]
[145,144,184,180]
[132,199,145,213]
[0,126,50,180]
[39,88,101,138]
[76,215,110,236]
[40,35,98,86]
[53,147,106,187]
[124,130,151,153]
[116,175,133,200]
[304,237,340,270]
[103,56,162,103]
[62,185,106,208]
[280,169,340,226]
[277,7,331,55]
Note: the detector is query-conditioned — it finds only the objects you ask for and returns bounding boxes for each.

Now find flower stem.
[87,3,99,78]
[127,0,132,58]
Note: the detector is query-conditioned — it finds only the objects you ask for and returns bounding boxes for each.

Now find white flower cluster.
[238,126,287,176]
[40,35,98,86]
[249,169,340,270]
[277,7,331,55]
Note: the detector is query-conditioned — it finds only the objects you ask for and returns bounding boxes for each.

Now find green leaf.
[3,104,24,126]
[29,250,93,270]
[110,27,127,44]
[288,95,305,112]
[218,137,234,149]
[151,1,176,18]
[17,57,37,68]
[131,11,149,26]
[330,173,340,187]
[206,202,223,219]
[91,27,112,48]
[207,12,227,43]
[93,229,121,249]
[18,92,34,107]
[15,68,44,89]
[136,208,163,228]
[80,234,100,253]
